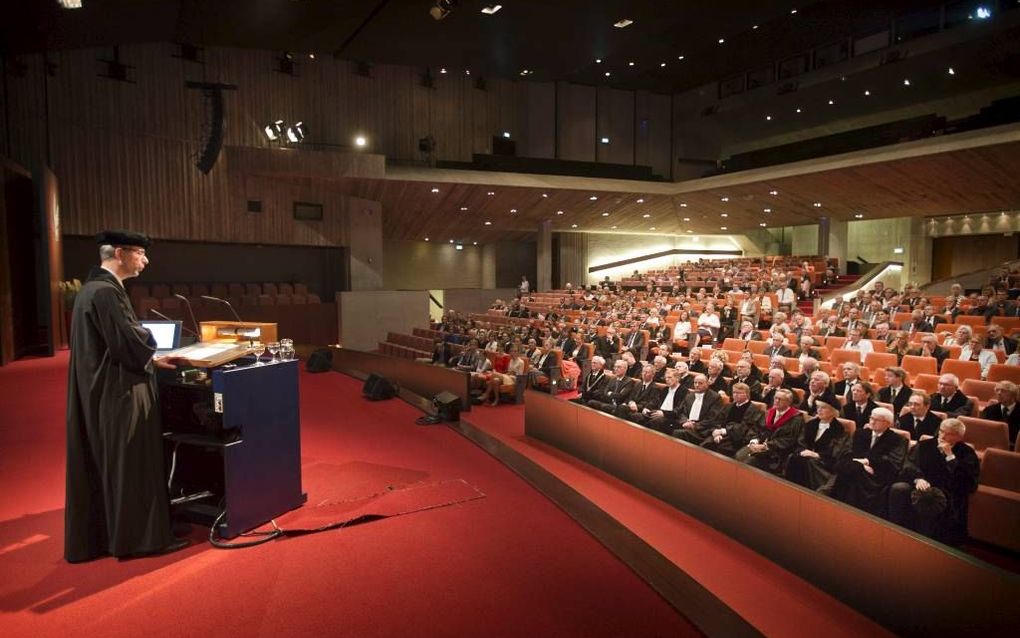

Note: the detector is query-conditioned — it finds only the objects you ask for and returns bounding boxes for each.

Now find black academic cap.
[95,229,151,248]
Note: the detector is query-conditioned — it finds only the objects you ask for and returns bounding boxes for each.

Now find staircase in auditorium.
[798,274,862,314]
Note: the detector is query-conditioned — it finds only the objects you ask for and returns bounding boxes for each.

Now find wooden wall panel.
[520,82,555,159]
[597,87,635,165]
[556,231,589,289]
[556,81,596,162]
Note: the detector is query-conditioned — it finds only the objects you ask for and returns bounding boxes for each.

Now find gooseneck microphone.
[200,295,243,322]
[149,308,198,337]
[173,294,201,339]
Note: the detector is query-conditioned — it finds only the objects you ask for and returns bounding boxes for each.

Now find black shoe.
[121,537,190,560]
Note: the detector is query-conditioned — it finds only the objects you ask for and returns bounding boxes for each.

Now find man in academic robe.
[730,359,763,403]
[686,347,708,375]
[616,365,665,421]
[587,359,636,414]
[802,371,838,417]
[876,367,912,415]
[888,418,980,545]
[785,401,850,490]
[980,380,1020,447]
[65,230,187,562]
[736,389,804,474]
[841,381,879,431]
[898,391,942,441]
[570,355,607,404]
[685,383,764,457]
[826,407,908,517]
[671,374,725,442]
[704,359,731,396]
[930,374,973,418]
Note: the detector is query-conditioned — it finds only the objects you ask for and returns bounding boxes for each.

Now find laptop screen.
[140,320,182,351]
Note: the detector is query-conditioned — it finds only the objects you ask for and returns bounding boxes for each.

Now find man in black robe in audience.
[785,401,850,489]
[929,374,973,418]
[981,380,1020,447]
[65,230,187,562]
[570,355,607,404]
[687,383,765,457]
[736,389,804,474]
[888,418,980,545]
[826,407,908,517]
[587,359,635,414]
[616,365,664,421]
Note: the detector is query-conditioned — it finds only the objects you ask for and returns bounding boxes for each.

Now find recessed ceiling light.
[796,108,802,113]
[760,222,767,227]
[753,24,759,29]
[636,198,645,203]
[628,61,635,67]
[571,223,578,228]
[813,202,822,207]
[790,8,798,14]
[683,217,690,222]
[678,55,685,61]
[456,244,463,250]
[308,53,316,60]
[556,210,564,215]
[424,237,430,241]
[769,190,779,195]
[642,213,651,218]
[720,226,728,230]
[440,68,448,74]
[510,208,517,213]
[680,202,688,207]
[484,221,492,225]
[354,135,367,147]
[600,137,610,144]
[660,62,666,67]
[763,208,772,213]
[473,241,478,245]
[487,191,495,196]
[721,213,728,218]
[460,206,468,211]
[602,212,610,217]
[686,230,693,233]
[541,193,549,198]
[765,115,772,121]
[864,90,871,96]
[431,187,440,193]
[903,79,911,86]
[465,69,471,75]
[720,197,729,202]
[828,99,835,105]
[589,195,598,201]
[718,38,725,44]
[449,239,454,243]
[614,19,634,28]
[502,131,511,138]
[855,213,864,219]
[605,71,611,77]
[948,67,955,75]
[649,227,656,230]
[480,4,502,15]
[611,225,617,229]
[595,58,603,64]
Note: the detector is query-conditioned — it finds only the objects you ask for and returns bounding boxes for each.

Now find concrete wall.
[339,290,429,351]
[577,232,745,285]
[383,240,484,290]
[443,288,518,316]
[791,225,819,256]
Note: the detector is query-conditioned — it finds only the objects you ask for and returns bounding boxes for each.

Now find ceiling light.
[541,193,548,198]
[605,72,611,77]
[611,225,617,229]
[893,247,904,254]
[636,198,645,203]
[855,213,864,219]
[864,90,871,96]
[455,244,463,250]
[683,217,690,222]
[790,8,798,15]
[765,115,772,121]
[308,53,316,60]
[753,24,759,30]
[571,223,578,228]
[465,69,470,75]
[460,206,468,211]
[440,68,448,74]
[449,239,454,243]
[520,69,531,76]
[509,208,517,213]
[828,99,835,105]
[484,221,492,225]
[614,19,634,28]
[660,62,666,67]
[686,230,693,233]
[473,241,478,245]
[680,202,687,207]
[285,122,305,143]
[481,4,502,15]
[431,187,440,193]
[720,213,728,217]
[769,190,779,195]
[602,212,610,217]
[720,226,728,230]
[556,210,564,215]
[600,137,610,144]
[813,202,822,207]
[58,0,83,7]
[720,197,729,202]
[677,55,685,61]
[628,61,635,67]
[502,131,511,138]
[589,195,598,200]
[796,108,802,113]
[264,120,284,141]
[487,191,495,196]
[976,6,992,19]
[763,208,772,213]
[424,237,429,241]
[760,222,767,227]
[718,38,725,44]
[649,227,656,230]
[642,214,651,218]
[948,67,955,75]
[596,58,603,63]
[903,79,911,86]
[354,135,367,147]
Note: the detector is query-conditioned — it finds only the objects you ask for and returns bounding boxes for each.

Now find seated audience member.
[739,350,764,382]
[877,367,911,415]
[740,294,761,327]
[785,401,850,490]
[763,334,791,359]
[617,365,665,421]
[900,309,923,332]
[803,371,838,417]
[672,310,693,347]
[759,367,791,409]
[594,326,621,360]
[671,374,725,441]
[620,350,642,379]
[696,303,721,346]
[570,356,607,404]
[651,355,669,384]
[872,322,893,345]
[984,323,1018,355]
[834,362,863,403]
[820,316,845,338]
[898,391,942,441]
[887,331,912,364]
[620,325,646,357]
[958,335,997,379]
[455,339,492,388]
[841,381,878,430]
[942,325,973,348]
[717,299,738,341]
[930,374,973,418]
[705,359,731,396]
[908,334,950,370]
[735,320,762,342]
[841,328,873,364]
[826,407,908,517]
[686,347,708,375]
[587,359,636,414]
[688,383,765,457]
[731,359,763,402]
[791,336,822,362]
[528,338,559,383]
[888,418,979,546]
[917,305,946,333]
[637,368,684,433]
[735,388,804,474]
[477,346,525,407]
[981,380,1020,447]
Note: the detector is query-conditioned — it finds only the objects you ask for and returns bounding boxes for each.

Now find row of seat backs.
[129,282,311,301]
[135,292,321,314]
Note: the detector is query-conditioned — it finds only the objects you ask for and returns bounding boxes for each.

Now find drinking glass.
[251,340,266,365]
[267,341,281,363]
[280,338,295,361]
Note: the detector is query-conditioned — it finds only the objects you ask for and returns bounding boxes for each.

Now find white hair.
[591,355,606,366]
[870,407,894,424]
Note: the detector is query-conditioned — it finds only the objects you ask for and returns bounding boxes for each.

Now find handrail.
[921,258,1020,291]
[817,261,903,310]
[429,293,443,310]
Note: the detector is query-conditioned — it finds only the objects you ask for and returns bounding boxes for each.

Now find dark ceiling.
[7,0,946,93]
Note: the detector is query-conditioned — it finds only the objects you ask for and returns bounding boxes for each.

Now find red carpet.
[0,353,701,637]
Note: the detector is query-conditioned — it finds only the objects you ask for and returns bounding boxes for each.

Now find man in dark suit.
[916,305,946,334]
[802,371,839,417]
[735,320,763,343]
[833,361,864,404]
[705,359,731,396]
[671,374,725,441]
[620,325,646,358]
[763,334,792,359]
[981,380,1020,447]
[785,401,850,489]
[593,326,621,360]
[686,347,708,375]
[888,418,980,545]
[876,367,911,415]
[789,336,823,361]
[637,368,685,433]
[841,381,879,430]
[898,391,942,441]
[930,374,973,418]
[587,359,636,414]
[688,382,765,457]
[984,324,1018,356]
[616,365,664,421]
[730,359,763,403]
[735,388,804,474]
[827,407,908,517]
[570,355,607,405]
[759,368,793,409]
[908,334,949,370]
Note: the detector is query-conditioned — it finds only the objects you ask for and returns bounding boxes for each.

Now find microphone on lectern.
[200,295,243,323]
[149,308,198,337]
[173,294,201,339]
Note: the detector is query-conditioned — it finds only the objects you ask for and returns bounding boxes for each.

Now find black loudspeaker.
[433,391,461,422]
[363,374,398,401]
[306,348,333,373]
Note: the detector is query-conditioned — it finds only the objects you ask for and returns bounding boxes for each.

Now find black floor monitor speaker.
[306,348,333,373]
[363,374,398,401]
[433,391,461,422]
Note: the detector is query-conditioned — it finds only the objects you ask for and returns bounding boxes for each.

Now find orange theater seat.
[830,349,863,368]
[961,379,998,410]
[901,355,938,381]
[912,374,940,395]
[987,364,1020,384]
[968,448,1020,553]
[864,352,897,371]
[940,359,982,383]
[958,416,1011,458]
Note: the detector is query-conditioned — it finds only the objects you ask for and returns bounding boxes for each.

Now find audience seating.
[864,352,897,370]
[901,355,938,381]
[912,373,941,395]
[987,364,1020,383]
[941,359,983,382]
[959,417,1011,459]
[968,448,1020,553]
[961,379,998,411]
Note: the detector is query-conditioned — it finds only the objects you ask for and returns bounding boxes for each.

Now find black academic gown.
[65,267,175,562]
[829,428,908,517]
[697,402,766,457]
[784,418,850,489]
[893,439,980,545]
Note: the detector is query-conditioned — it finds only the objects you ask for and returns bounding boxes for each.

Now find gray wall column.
[537,220,552,292]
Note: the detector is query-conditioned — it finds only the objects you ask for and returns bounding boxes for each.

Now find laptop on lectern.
[140,320,183,352]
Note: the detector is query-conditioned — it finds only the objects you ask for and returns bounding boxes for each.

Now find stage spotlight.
[264,120,284,141]
[286,122,305,143]
[430,0,458,20]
